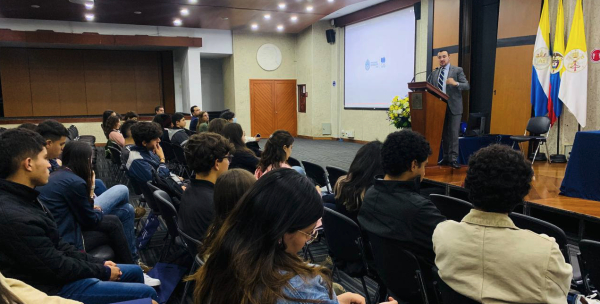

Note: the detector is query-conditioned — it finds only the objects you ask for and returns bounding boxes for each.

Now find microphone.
[411,71,428,83]
[426,67,441,83]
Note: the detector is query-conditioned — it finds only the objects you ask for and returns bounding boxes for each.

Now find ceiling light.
[328,0,334,2]
[180,8,189,16]
[31,4,40,8]
[134,11,142,14]
[85,13,94,21]
[251,24,259,30]
[306,6,314,12]
[277,25,284,31]
[278,3,286,9]
[290,16,298,22]
[84,1,94,10]
[188,0,198,3]
[264,14,271,20]
[173,18,182,26]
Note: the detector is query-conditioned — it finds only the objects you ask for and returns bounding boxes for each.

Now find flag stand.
[550,116,567,163]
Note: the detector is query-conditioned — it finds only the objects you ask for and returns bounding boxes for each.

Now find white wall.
[200,58,225,111]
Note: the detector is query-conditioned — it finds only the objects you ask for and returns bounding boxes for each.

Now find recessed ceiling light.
[84,1,94,10]
[328,0,334,2]
[31,4,40,8]
[277,25,284,31]
[180,8,189,16]
[264,14,271,20]
[134,11,142,14]
[278,3,286,9]
[173,18,182,26]
[290,16,298,22]
[251,24,259,30]
[85,13,94,21]
[222,17,229,20]
[188,0,198,3]
[306,6,314,12]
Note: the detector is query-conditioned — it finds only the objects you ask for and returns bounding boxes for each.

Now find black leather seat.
[88,245,115,261]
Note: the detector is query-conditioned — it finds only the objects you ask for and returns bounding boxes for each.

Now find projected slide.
[344,7,415,109]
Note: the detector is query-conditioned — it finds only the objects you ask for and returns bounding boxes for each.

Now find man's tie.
[438,68,445,91]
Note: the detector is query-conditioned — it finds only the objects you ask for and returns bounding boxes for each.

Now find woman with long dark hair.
[101,110,116,139]
[255,130,304,178]
[207,118,228,135]
[222,123,259,173]
[192,169,397,304]
[105,115,124,147]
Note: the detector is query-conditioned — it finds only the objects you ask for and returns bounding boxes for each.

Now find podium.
[408,82,449,166]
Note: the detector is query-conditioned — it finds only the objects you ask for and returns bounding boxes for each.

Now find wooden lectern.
[408,82,449,166]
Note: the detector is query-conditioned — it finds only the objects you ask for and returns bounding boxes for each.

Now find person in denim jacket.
[190,168,397,304]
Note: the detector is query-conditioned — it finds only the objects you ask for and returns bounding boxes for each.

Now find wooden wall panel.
[250,80,276,137]
[57,50,87,115]
[433,0,460,49]
[161,51,176,114]
[110,51,137,114]
[28,49,60,116]
[134,52,161,114]
[274,80,297,137]
[490,46,533,136]
[497,0,541,39]
[84,50,112,115]
[0,48,33,117]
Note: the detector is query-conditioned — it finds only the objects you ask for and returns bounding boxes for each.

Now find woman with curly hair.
[433,144,572,304]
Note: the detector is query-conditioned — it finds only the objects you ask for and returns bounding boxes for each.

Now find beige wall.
[1,122,107,143]
[546,0,600,155]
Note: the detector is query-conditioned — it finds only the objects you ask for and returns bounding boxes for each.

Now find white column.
[179,47,202,112]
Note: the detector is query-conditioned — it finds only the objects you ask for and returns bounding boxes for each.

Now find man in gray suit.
[429,50,469,169]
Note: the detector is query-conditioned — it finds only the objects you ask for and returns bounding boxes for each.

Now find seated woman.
[192,169,397,304]
[196,111,209,133]
[222,123,259,173]
[168,112,190,147]
[207,118,228,135]
[255,130,304,179]
[101,110,116,140]
[105,115,124,148]
[325,141,383,223]
[37,142,141,267]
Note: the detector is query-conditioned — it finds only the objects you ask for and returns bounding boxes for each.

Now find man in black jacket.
[358,130,446,264]
[0,128,157,304]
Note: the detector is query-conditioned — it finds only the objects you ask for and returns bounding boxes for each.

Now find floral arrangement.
[387,96,411,129]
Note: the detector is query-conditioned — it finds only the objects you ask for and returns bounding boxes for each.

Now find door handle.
[493,90,496,95]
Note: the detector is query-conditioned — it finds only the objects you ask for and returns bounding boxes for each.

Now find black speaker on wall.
[326,29,336,44]
[414,2,421,20]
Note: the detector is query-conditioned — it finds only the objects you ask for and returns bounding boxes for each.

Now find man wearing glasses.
[178,133,234,241]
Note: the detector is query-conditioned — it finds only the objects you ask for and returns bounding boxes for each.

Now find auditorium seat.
[429,194,472,222]
[152,189,180,262]
[508,213,570,263]
[509,116,551,165]
[88,244,115,262]
[578,239,600,295]
[325,166,348,189]
[301,160,332,193]
[432,269,480,304]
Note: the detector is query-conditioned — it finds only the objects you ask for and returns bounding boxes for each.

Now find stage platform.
[423,162,600,242]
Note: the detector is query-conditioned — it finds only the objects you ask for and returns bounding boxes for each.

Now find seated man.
[178,132,233,241]
[358,130,446,264]
[168,112,190,147]
[433,144,572,304]
[126,122,174,185]
[35,120,68,173]
[120,120,137,166]
[189,105,201,133]
[0,128,157,304]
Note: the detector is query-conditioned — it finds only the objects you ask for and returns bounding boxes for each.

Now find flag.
[558,0,587,127]
[531,0,551,117]
[548,0,565,126]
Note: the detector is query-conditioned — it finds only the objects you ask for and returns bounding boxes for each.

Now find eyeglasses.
[297,227,319,245]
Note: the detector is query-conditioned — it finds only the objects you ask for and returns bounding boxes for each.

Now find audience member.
[17,123,38,131]
[0,128,158,304]
[433,144,572,304]
[192,169,397,304]
[126,122,172,185]
[196,111,209,133]
[105,115,124,147]
[35,120,69,173]
[178,132,233,241]
[123,111,139,121]
[101,110,116,139]
[255,130,303,178]
[327,140,383,222]
[168,112,190,147]
[358,130,445,264]
[154,106,164,115]
[219,110,236,123]
[152,114,172,143]
[207,118,228,135]
[0,271,82,304]
[120,120,137,166]
[222,123,259,173]
[189,106,201,132]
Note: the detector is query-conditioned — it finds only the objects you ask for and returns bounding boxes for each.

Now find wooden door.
[250,79,297,137]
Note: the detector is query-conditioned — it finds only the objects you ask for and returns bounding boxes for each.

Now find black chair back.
[160,141,177,163]
[68,125,79,140]
[526,116,551,135]
[173,144,187,164]
[178,227,202,257]
[509,212,570,263]
[152,189,179,239]
[301,160,331,191]
[287,156,302,168]
[326,166,348,189]
[152,170,183,204]
[366,232,430,304]
[322,207,366,276]
[429,194,473,222]
[107,145,122,166]
[433,269,480,304]
[579,239,600,295]
[136,179,161,214]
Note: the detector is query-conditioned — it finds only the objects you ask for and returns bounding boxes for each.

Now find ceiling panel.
[0,0,370,33]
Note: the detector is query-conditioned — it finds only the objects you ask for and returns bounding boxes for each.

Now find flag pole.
[550,116,567,163]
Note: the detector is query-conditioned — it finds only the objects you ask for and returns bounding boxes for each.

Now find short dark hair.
[465,144,533,213]
[220,110,235,121]
[172,113,185,127]
[184,132,234,174]
[153,114,172,129]
[381,130,431,176]
[123,111,139,120]
[120,120,137,139]
[36,120,69,142]
[0,128,47,178]
[437,49,450,55]
[18,123,38,131]
[190,106,199,114]
[208,118,228,135]
[131,122,163,146]
[155,105,164,113]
